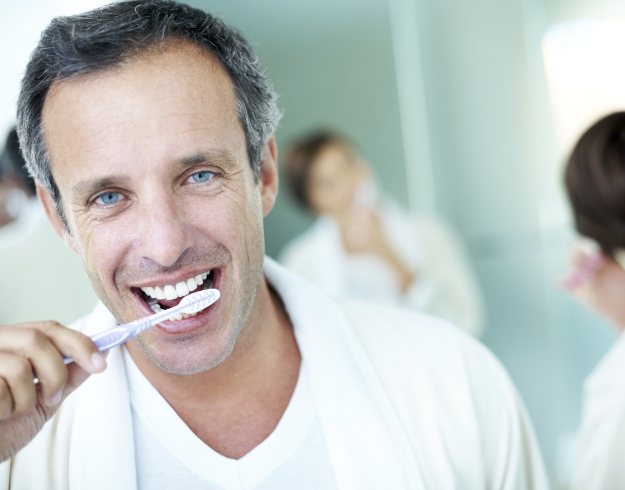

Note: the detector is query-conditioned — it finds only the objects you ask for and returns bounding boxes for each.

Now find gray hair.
[17,0,281,220]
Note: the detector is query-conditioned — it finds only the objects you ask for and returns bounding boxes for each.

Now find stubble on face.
[41,41,271,376]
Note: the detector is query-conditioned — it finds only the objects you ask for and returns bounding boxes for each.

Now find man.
[0,1,547,488]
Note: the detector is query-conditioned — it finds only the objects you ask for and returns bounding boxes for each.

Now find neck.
[126,278,301,457]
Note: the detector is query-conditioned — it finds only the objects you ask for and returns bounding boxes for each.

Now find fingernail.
[90,352,106,371]
[47,390,63,407]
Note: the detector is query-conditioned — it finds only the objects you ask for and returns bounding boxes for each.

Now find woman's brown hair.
[565,111,625,258]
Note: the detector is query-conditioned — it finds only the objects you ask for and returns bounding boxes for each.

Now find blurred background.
[2,0,625,486]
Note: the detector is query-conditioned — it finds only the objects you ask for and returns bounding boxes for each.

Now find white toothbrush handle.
[61,289,220,365]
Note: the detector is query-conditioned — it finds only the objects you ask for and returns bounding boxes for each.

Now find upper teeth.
[141,272,210,300]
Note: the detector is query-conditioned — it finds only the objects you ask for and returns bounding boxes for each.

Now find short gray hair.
[17,0,281,219]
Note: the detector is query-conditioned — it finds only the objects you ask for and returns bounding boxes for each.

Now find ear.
[36,184,78,254]
[258,135,279,216]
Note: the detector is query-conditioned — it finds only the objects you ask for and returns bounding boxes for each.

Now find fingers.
[0,377,12,420]
[35,322,106,375]
[0,353,36,419]
[0,327,68,407]
[0,322,107,419]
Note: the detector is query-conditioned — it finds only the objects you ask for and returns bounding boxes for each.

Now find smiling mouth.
[136,269,217,321]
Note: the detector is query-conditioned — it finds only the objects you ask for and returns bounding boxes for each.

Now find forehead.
[310,143,353,176]
[41,41,244,184]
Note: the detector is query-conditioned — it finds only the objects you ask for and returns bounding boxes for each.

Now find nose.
[135,193,191,268]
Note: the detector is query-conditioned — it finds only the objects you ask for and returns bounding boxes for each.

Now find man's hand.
[561,245,625,331]
[0,321,106,462]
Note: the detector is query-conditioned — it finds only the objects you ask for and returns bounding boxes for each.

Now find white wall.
[0,0,108,137]
[392,0,620,484]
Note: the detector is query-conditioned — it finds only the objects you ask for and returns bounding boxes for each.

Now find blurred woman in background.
[280,129,485,337]
[562,111,625,489]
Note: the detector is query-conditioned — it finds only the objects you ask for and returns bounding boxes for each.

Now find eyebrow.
[180,149,238,170]
[72,176,131,204]
[71,148,240,202]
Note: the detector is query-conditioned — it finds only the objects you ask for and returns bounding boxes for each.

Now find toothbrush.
[63,288,220,364]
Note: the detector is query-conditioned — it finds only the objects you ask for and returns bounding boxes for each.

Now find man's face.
[40,42,277,374]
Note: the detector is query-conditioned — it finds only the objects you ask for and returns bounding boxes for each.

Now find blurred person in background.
[280,129,485,337]
[0,127,96,324]
[562,111,625,489]
[0,128,37,232]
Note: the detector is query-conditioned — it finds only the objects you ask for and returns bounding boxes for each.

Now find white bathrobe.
[0,258,546,489]
[279,201,485,337]
[574,331,625,489]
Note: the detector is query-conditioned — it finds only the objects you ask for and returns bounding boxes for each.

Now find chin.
[133,331,237,375]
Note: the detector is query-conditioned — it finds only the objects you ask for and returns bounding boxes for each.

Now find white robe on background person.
[280,200,485,336]
[0,201,97,325]
[0,258,545,489]
[574,331,625,489]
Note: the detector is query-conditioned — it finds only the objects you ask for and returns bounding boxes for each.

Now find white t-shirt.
[124,348,337,490]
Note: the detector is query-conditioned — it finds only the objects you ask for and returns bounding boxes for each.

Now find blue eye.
[95,191,122,206]
[190,171,214,183]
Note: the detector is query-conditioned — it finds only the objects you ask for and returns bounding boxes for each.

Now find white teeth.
[149,302,202,321]
[175,281,189,297]
[154,286,165,300]
[140,270,212,300]
[150,302,163,313]
[164,285,177,300]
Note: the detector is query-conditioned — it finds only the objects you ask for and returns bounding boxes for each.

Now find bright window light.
[542,18,625,153]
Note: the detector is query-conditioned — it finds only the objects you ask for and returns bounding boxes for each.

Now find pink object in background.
[561,245,604,290]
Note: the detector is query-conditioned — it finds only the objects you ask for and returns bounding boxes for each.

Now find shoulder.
[335,300,548,485]
[278,219,335,268]
[337,300,521,430]
[585,331,625,395]
[340,300,495,376]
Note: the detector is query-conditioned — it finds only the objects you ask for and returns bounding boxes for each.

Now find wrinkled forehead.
[40,41,244,188]
[43,38,236,119]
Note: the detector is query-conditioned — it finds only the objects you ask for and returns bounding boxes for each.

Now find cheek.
[308,185,327,212]
[75,217,132,283]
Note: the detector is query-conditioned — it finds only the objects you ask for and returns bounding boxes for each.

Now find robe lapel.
[265,258,426,489]
[68,312,137,490]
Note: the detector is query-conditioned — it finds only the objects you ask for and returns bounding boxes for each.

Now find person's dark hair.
[0,128,35,197]
[565,111,625,258]
[285,129,355,211]
[17,0,281,223]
